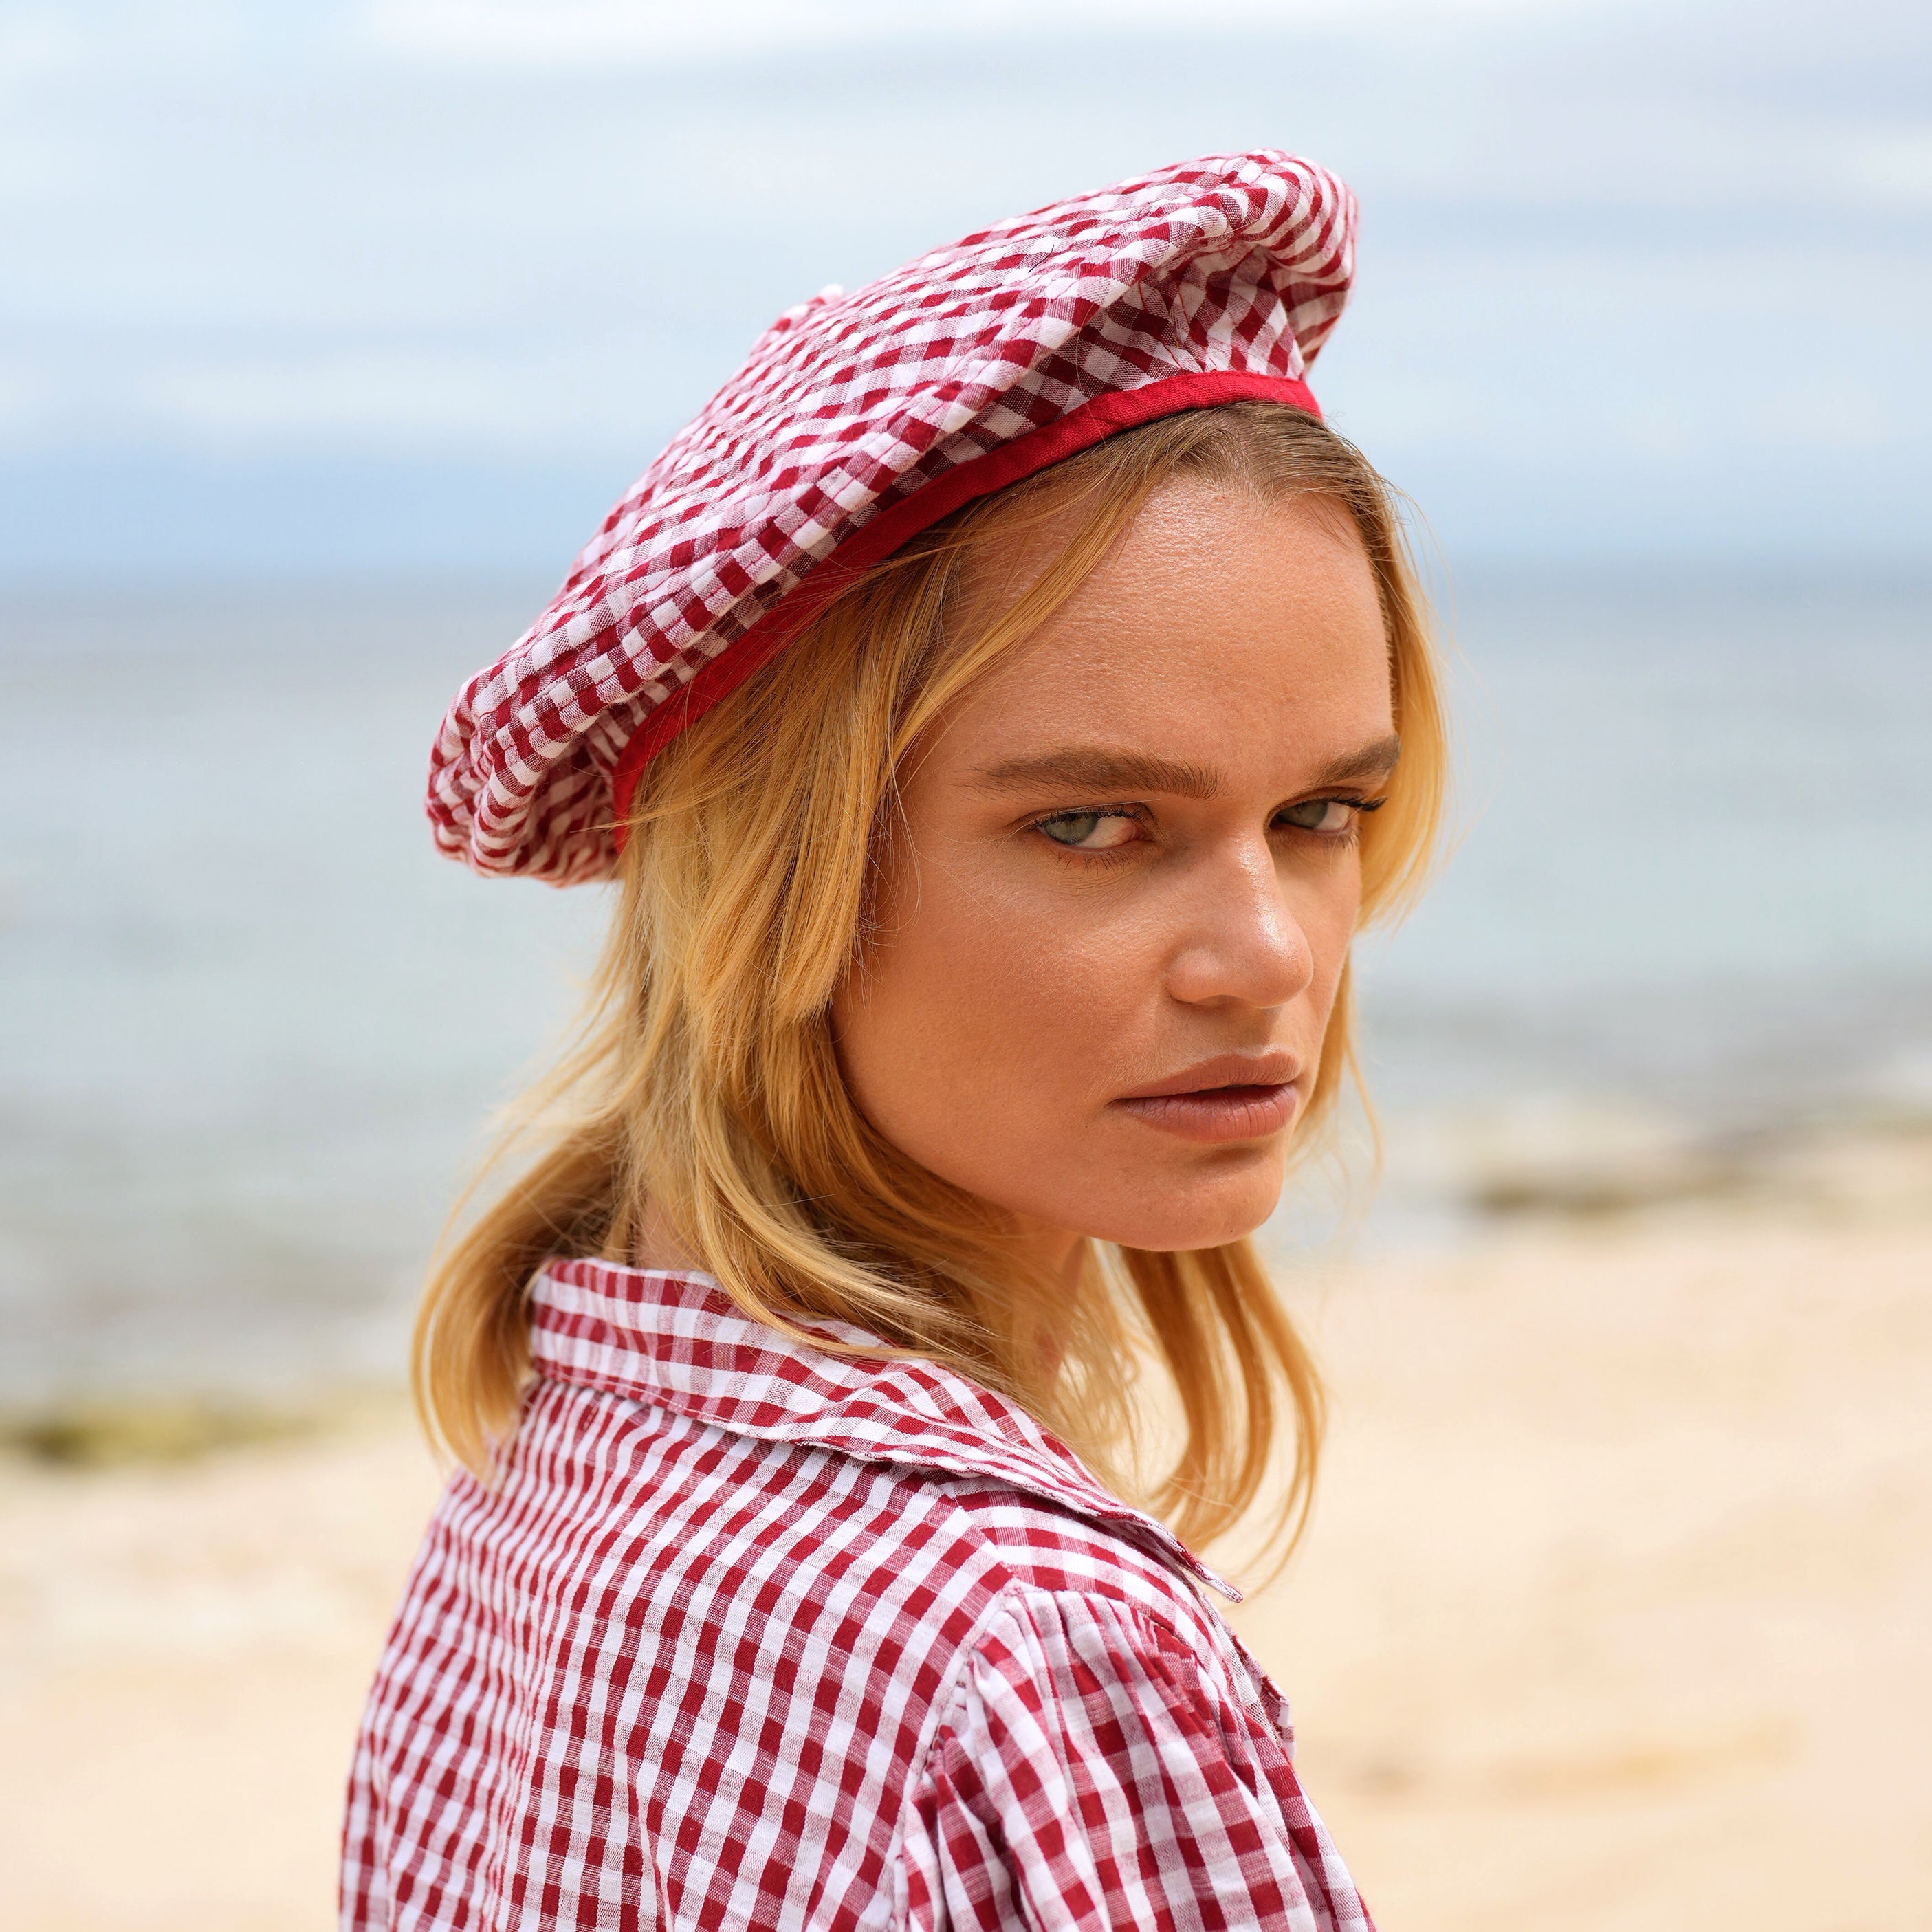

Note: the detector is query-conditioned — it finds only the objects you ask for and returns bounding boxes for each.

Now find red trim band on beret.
[608,369,1320,836]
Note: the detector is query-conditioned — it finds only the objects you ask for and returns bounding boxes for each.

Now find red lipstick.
[1110,1052,1301,1144]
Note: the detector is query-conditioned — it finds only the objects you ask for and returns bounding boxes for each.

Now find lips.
[1110,1053,1302,1145]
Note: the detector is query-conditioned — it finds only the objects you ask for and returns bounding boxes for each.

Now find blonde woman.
[344,154,1445,1931]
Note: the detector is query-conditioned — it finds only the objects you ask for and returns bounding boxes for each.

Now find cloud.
[355,0,1605,67]
[1846,127,1932,205]
[1,0,1925,566]
[124,349,668,454]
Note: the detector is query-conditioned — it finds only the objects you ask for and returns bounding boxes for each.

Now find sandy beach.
[5,1159,1929,1931]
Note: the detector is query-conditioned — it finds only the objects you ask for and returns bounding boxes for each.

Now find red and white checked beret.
[428,150,1357,883]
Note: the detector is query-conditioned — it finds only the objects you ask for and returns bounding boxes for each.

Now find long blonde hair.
[415,402,1448,1556]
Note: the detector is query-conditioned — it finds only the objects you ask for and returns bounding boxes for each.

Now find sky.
[3,0,1929,578]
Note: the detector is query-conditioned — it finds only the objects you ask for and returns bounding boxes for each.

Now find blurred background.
[2,2,1929,1927]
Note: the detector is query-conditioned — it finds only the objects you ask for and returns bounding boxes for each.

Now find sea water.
[2,573,1929,1403]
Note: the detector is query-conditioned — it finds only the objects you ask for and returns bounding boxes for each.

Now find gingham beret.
[428,150,1358,883]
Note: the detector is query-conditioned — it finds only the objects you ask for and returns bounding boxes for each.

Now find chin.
[1082,1163,1286,1255]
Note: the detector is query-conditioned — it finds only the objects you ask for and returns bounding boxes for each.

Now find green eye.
[1279,798,1350,833]
[1039,812,1104,847]
[1035,810,1141,853]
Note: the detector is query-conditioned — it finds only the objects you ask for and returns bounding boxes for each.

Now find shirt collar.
[529,1256,1238,1602]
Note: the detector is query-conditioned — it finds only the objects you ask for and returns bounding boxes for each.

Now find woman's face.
[832,481,1397,1268]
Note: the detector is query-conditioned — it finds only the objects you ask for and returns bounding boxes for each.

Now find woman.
[344,153,1445,1931]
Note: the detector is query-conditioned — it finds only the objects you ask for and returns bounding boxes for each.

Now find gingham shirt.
[342,1260,1370,1931]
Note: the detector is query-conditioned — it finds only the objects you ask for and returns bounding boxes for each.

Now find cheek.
[1302,865,1364,1002]
[834,844,1123,1149]
[1293,881,1364,1075]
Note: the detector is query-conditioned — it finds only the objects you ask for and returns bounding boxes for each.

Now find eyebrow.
[1303,733,1402,791]
[966,733,1401,802]
[967,748,1222,801]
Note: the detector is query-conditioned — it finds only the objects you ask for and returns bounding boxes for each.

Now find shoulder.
[921,1579,1270,1775]
[429,1374,1247,1722]
[897,1583,1364,1932]
[917,1467,1255,1683]
[512,1371,1218,1611]
[358,1376,1358,1932]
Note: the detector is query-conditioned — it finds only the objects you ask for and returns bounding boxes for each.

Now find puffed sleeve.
[898,1588,1370,1932]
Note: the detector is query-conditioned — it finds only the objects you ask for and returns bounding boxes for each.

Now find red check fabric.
[427,150,1356,884]
[342,1260,1371,1931]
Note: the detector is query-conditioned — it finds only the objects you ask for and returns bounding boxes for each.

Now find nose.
[1163,835,1315,1011]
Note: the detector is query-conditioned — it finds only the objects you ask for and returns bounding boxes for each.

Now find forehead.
[935,481,1394,778]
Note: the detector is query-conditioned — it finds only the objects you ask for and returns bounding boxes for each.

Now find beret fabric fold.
[428,150,1357,884]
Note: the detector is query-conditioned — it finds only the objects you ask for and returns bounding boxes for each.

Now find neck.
[630,1195,1090,1371]
[630,1196,706,1274]
[1038,1226,1092,1297]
